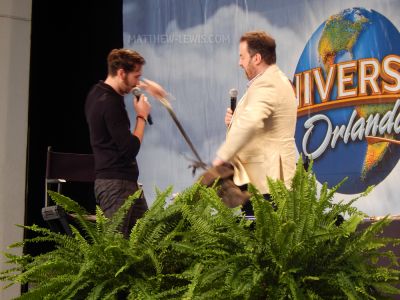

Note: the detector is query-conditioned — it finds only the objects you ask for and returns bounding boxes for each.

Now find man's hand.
[225,107,233,127]
[132,94,151,142]
[212,157,225,167]
[139,79,167,100]
[133,94,151,119]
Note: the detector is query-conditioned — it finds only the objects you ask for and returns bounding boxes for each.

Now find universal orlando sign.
[293,7,400,193]
[295,55,400,159]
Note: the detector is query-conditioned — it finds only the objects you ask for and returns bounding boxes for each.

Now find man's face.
[239,41,257,80]
[120,65,143,94]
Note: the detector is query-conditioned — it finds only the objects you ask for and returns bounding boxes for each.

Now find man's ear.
[116,68,125,79]
[254,53,262,65]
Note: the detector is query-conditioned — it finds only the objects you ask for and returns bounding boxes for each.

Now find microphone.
[132,87,153,125]
[229,88,238,112]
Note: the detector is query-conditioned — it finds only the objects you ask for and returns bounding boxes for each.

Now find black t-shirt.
[85,81,140,181]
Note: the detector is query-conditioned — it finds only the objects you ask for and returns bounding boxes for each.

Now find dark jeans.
[239,184,272,216]
[94,179,148,238]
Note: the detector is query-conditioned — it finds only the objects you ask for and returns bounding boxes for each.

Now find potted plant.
[1,158,399,299]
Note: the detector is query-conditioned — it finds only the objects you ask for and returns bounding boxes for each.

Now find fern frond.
[95,205,108,233]
[48,191,100,243]
[106,189,142,234]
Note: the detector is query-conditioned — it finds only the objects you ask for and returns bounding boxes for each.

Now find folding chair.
[42,146,96,234]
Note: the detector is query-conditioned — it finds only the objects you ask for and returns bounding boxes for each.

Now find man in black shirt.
[85,48,165,237]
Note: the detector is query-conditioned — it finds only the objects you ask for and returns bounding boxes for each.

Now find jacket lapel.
[228,92,247,131]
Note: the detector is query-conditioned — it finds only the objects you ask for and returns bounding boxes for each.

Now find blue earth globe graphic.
[294,7,400,194]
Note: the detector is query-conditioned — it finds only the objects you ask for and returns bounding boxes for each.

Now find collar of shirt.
[232,71,264,116]
[246,71,265,88]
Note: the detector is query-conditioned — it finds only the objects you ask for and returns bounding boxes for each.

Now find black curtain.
[25,0,122,255]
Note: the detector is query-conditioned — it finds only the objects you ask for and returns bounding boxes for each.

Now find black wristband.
[136,115,147,124]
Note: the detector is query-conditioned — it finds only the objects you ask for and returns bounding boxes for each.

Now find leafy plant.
[1,158,399,299]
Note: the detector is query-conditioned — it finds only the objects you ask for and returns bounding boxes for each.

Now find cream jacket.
[217,64,297,194]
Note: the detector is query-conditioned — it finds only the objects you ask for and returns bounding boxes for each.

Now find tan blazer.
[217,64,297,194]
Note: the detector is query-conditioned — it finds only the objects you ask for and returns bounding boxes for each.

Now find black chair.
[42,147,96,234]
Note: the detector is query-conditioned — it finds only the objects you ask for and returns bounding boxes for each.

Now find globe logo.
[294,7,400,194]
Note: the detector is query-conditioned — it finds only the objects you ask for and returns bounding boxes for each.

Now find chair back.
[45,146,95,207]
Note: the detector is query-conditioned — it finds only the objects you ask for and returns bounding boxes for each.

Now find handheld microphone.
[132,87,153,125]
[229,88,238,112]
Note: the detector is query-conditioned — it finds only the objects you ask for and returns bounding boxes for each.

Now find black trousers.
[239,184,272,216]
[94,179,148,238]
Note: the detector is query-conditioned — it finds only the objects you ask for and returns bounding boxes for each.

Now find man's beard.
[244,63,256,81]
[122,77,134,94]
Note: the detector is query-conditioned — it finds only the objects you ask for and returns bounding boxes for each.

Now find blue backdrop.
[123,0,400,216]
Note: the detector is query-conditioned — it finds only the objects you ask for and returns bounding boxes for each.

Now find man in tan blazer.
[213,31,297,213]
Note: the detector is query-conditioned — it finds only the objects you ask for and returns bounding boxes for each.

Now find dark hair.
[107,49,145,76]
[240,31,276,64]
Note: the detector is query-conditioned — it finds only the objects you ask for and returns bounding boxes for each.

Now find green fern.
[1,157,399,299]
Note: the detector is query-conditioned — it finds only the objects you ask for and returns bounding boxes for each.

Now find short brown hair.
[107,48,145,76]
[240,31,276,64]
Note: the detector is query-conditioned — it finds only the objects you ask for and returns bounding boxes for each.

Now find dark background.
[25,0,122,254]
